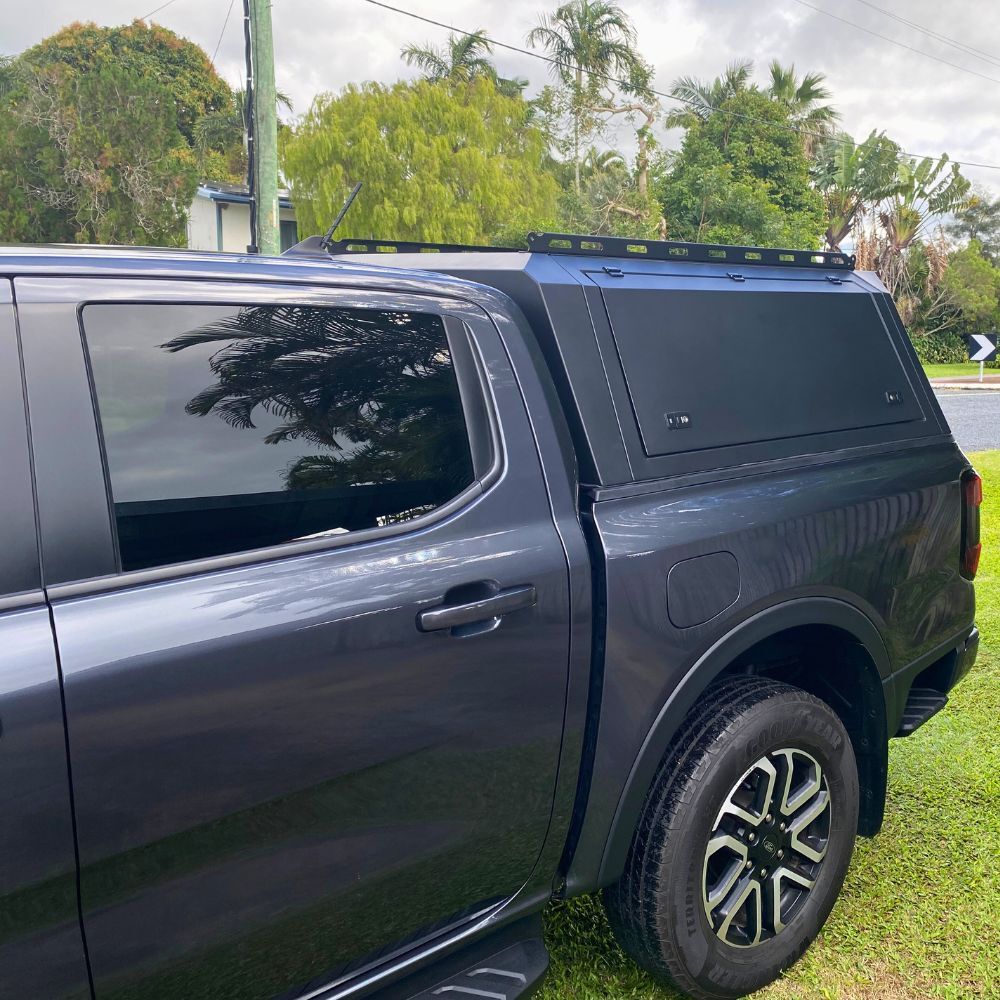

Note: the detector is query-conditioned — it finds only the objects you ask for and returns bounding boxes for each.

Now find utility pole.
[245,0,280,254]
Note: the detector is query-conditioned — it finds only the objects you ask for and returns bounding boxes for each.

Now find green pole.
[250,0,280,254]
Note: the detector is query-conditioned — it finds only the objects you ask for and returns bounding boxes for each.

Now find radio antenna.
[319,182,363,250]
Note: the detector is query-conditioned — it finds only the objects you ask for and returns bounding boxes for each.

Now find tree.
[21,20,231,144]
[0,55,22,99]
[283,77,560,244]
[941,241,1000,330]
[656,89,826,248]
[527,0,644,193]
[194,87,294,182]
[765,61,837,155]
[559,144,659,236]
[402,29,528,97]
[667,60,753,125]
[813,130,900,250]
[871,154,971,306]
[0,63,197,245]
[668,60,837,157]
[0,21,229,243]
[947,186,1000,263]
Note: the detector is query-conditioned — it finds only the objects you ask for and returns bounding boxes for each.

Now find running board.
[896,687,948,736]
[374,917,549,1000]
[409,938,547,1000]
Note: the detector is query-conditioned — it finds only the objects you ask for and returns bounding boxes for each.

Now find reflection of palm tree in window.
[161,305,473,500]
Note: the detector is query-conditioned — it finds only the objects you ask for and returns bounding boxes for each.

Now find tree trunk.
[589,102,657,212]
[636,125,649,200]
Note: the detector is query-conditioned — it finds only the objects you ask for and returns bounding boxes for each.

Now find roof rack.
[283,235,520,258]
[525,232,855,270]
[285,231,855,271]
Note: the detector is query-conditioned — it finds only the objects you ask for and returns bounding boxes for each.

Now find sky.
[4,0,1000,195]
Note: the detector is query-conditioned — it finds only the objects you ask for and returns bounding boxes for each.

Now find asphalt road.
[936,391,1000,452]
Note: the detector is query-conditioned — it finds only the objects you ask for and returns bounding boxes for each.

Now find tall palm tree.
[402,30,528,96]
[766,61,838,156]
[667,59,753,125]
[526,0,642,193]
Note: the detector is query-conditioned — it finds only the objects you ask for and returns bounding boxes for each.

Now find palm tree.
[402,30,528,96]
[667,60,753,125]
[527,0,642,193]
[194,87,293,173]
[766,61,838,156]
[813,130,900,251]
[876,154,971,308]
[581,146,625,179]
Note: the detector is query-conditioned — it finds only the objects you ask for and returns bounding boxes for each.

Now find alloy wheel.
[702,748,832,948]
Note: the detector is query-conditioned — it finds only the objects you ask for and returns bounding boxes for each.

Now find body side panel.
[566,440,973,891]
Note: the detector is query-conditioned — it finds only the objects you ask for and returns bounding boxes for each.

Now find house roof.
[196,182,294,211]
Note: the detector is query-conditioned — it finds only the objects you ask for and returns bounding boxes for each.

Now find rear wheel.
[604,676,859,1000]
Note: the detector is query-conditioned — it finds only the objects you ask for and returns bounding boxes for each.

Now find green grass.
[539,451,1000,1000]
[922,363,984,380]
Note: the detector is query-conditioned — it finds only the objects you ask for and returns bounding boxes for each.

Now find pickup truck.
[0,232,979,1000]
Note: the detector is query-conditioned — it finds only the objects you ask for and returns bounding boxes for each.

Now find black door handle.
[417,585,537,633]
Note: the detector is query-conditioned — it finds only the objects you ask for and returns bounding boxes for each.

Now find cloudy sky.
[5,0,1000,194]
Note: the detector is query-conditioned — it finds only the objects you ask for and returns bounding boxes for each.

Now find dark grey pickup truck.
[1,232,979,1000]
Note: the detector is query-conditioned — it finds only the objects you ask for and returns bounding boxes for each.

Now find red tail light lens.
[961,469,983,579]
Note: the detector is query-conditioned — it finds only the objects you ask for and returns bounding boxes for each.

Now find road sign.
[967,333,997,362]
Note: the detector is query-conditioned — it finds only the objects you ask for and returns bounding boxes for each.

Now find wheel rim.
[702,747,832,948]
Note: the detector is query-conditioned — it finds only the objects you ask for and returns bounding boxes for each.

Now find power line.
[842,0,1000,69]
[790,0,1000,85]
[138,0,183,20]
[359,0,1000,172]
[211,0,237,64]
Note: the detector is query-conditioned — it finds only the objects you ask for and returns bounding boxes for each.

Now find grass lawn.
[922,362,985,380]
[539,450,1000,1000]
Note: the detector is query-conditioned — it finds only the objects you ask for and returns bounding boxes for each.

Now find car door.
[0,280,90,999]
[17,275,572,1000]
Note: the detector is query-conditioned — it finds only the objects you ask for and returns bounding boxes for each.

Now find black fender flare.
[597,597,890,886]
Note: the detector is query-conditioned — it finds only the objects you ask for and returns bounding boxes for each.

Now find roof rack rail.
[525,232,855,270]
[283,235,520,258]
[285,231,855,271]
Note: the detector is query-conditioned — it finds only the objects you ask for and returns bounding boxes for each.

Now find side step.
[896,687,948,736]
[375,917,549,1000]
[409,938,547,1000]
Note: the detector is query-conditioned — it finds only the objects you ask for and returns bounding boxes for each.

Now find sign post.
[967,333,998,381]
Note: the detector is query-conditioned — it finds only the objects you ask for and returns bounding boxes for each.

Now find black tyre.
[604,676,859,1000]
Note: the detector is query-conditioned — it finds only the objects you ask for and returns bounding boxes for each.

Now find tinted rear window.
[82,302,475,571]
[600,286,922,456]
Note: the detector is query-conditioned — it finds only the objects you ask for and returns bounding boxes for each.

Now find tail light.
[961,469,983,579]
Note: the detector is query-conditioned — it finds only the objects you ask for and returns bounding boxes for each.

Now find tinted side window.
[83,302,476,571]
